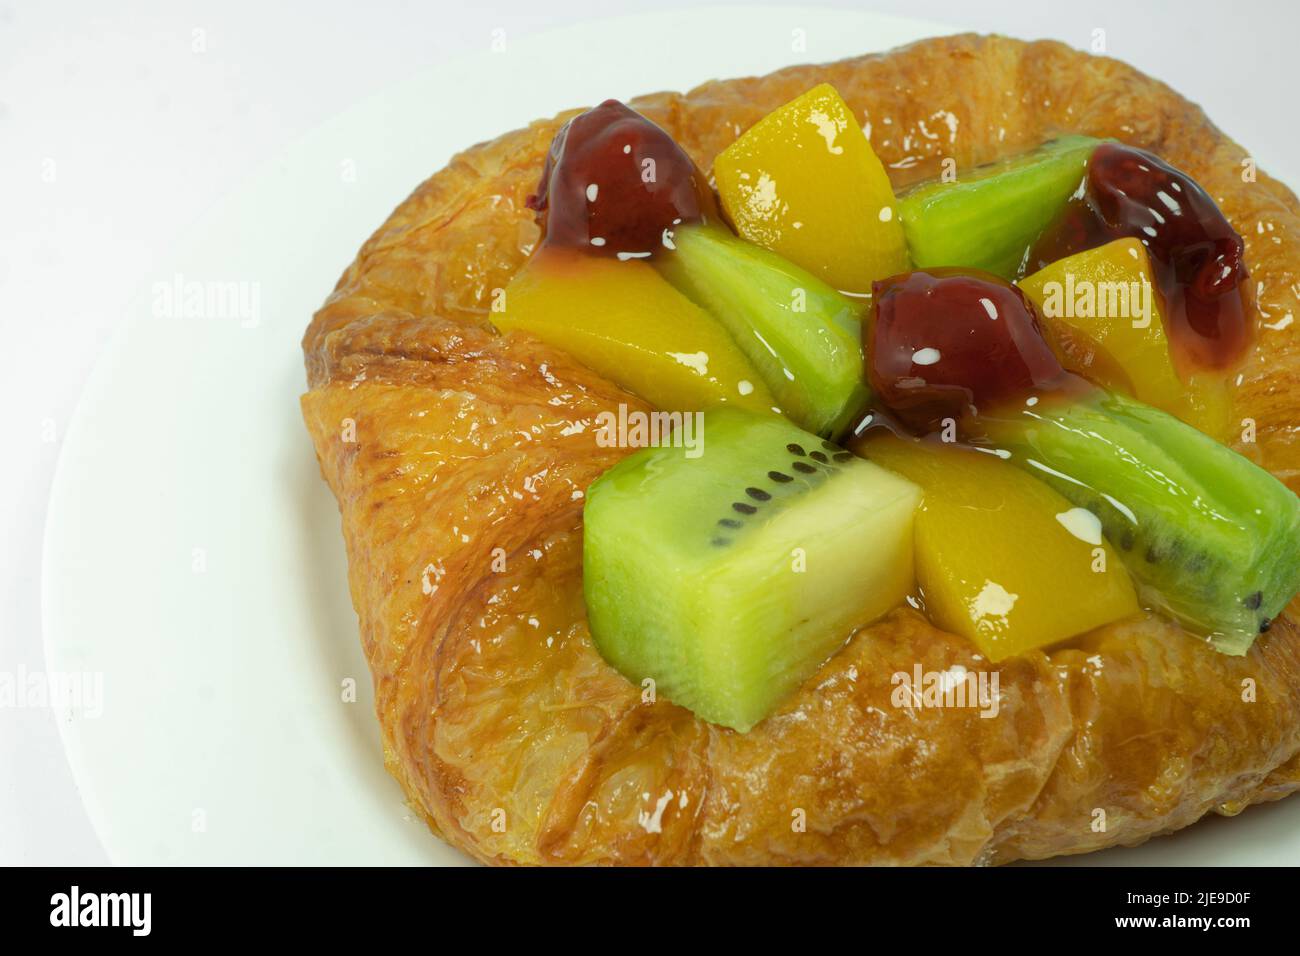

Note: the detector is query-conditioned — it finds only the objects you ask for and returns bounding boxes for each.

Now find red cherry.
[527,99,717,257]
[868,269,1066,432]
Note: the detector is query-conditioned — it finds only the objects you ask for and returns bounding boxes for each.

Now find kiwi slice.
[583,407,920,731]
[898,136,1101,279]
[656,224,870,439]
[984,390,1300,654]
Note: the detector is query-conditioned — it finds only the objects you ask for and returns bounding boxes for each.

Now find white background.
[3,0,1298,865]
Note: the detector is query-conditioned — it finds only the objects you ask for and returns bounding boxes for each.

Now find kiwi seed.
[1245,591,1263,609]
[1119,530,1135,551]
[792,461,816,474]
[1260,618,1272,633]
[810,451,829,463]
[787,443,806,456]
[768,471,793,483]
[718,518,742,529]
[833,452,852,463]
[746,487,772,501]
[711,537,731,547]
[733,502,758,515]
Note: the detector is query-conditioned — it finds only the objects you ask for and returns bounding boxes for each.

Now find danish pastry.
[301,34,1300,865]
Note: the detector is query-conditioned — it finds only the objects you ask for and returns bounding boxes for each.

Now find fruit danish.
[301,34,1300,865]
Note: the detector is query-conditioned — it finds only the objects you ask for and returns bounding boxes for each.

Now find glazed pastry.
[301,34,1300,865]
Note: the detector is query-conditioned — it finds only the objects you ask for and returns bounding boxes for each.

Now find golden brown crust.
[301,34,1300,865]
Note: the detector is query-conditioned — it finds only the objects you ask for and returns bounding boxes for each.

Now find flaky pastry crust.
[301,34,1300,865]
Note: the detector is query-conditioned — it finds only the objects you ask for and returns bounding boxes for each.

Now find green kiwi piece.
[898,136,1102,279]
[984,389,1300,654]
[583,407,920,731]
[656,224,870,439]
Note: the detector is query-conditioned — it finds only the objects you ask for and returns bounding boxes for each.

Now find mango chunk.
[712,83,909,295]
[1019,238,1232,439]
[859,434,1139,661]
[494,250,776,414]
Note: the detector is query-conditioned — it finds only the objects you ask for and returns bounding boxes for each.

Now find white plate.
[42,5,1300,866]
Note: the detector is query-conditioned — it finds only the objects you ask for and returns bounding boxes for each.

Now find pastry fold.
[302,34,1300,864]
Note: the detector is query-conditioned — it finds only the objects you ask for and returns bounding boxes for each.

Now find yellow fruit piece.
[494,250,776,413]
[1019,238,1232,439]
[860,434,1139,662]
[713,83,909,296]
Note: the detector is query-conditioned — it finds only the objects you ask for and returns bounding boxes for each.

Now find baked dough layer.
[301,34,1300,864]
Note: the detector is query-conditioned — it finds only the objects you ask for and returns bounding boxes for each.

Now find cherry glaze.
[868,269,1069,433]
[1030,142,1250,370]
[526,99,718,257]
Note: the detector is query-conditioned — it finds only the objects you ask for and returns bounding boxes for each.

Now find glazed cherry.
[868,269,1067,432]
[1031,142,1250,370]
[526,99,718,257]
